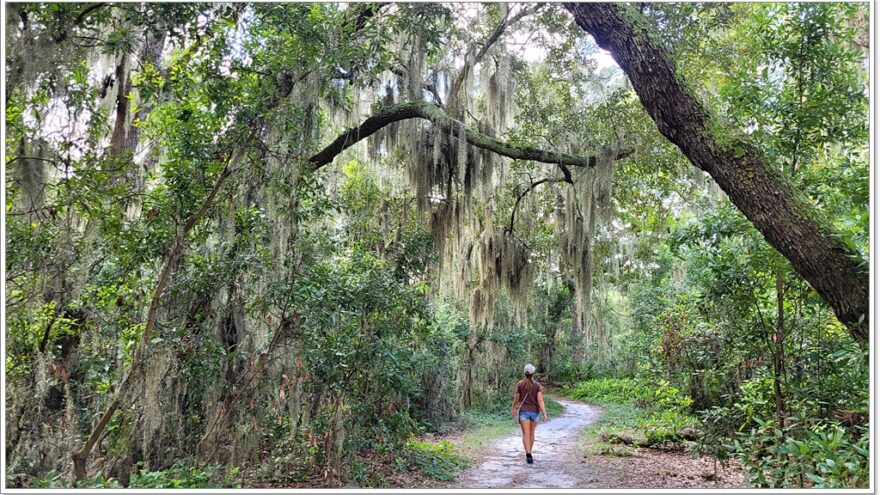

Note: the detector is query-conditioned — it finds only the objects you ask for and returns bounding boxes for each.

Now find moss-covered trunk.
[565,3,869,342]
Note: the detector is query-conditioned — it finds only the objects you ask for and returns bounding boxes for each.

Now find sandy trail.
[453,399,602,489]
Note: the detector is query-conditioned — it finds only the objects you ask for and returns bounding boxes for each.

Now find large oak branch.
[565,3,868,341]
[307,101,633,170]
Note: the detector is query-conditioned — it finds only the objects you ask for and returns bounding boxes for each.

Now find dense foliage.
[4,2,869,488]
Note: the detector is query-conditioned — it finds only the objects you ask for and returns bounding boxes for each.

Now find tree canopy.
[4,2,869,489]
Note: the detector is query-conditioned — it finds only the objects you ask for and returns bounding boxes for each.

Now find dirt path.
[450,398,745,489]
[452,399,601,489]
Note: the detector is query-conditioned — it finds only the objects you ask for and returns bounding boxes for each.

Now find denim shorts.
[518,411,540,422]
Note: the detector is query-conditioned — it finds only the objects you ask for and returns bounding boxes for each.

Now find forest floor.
[446,398,745,489]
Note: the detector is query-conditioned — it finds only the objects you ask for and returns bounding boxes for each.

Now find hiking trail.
[452,399,601,489]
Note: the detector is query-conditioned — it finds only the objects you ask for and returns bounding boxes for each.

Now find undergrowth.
[562,378,698,453]
[25,460,239,489]
[397,439,468,482]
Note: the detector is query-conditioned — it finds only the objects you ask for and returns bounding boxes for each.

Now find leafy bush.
[553,360,598,384]
[653,379,694,411]
[567,378,699,450]
[732,376,777,430]
[398,439,468,481]
[638,409,698,446]
[564,377,653,406]
[129,461,240,488]
[29,471,121,489]
[732,420,869,488]
[636,380,699,445]
[23,461,238,489]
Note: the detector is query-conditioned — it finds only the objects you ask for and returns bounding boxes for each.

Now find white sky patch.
[507,28,558,63]
[506,24,619,74]
[592,49,617,71]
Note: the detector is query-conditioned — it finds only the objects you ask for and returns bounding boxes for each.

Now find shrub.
[732,420,869,488]
[398,439,468,481]
[29,471,121,489]
[23,461,239,489]
[564,377,653,405]
[129,461,239,488]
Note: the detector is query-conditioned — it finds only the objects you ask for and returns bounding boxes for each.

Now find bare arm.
[511,390,521,417]
[537,391,547,421]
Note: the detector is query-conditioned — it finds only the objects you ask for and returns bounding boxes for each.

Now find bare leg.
[520,420,531,453]
[528,420,537,452]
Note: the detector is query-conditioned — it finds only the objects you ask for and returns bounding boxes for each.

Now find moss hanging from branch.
[480,53,515,132]
[308,48,631,333]
[12,138,48,222]
[555,145,622,349]
[307,101,632,169]
[309,100,632,331]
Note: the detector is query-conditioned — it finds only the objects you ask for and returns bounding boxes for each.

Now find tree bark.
[108,51,131,154]
[571,302,583,362]
[564,3,868,341]
[308,101,633,171]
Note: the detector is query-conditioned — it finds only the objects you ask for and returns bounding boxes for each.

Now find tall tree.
[563,3,869,342]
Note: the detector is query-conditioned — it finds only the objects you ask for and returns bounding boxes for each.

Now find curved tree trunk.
[564,3,869,342]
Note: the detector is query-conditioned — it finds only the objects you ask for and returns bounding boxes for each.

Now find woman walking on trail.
[511,363,547,464]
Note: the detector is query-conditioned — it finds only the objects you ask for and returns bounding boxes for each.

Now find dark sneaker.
[526,453,533,464]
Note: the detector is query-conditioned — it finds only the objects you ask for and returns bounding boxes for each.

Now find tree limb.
[70,158,239,480]
[507,176,571,236]
[475,3,545,65]
[448,3,545,115]
[352,2,388,32]
[557,163,573,184]
[53,3,108,43]
[564,2,869,341]
[425,82,444,107]
[307,101,634,170]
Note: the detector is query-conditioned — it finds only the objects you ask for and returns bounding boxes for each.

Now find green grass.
[560,377,651,455]
[456,410,517,458]
[401,394,570,483]
[545,395,565,416]
[578,402,645,455]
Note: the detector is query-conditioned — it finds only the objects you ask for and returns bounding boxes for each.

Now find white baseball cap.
[524,363,536,374]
